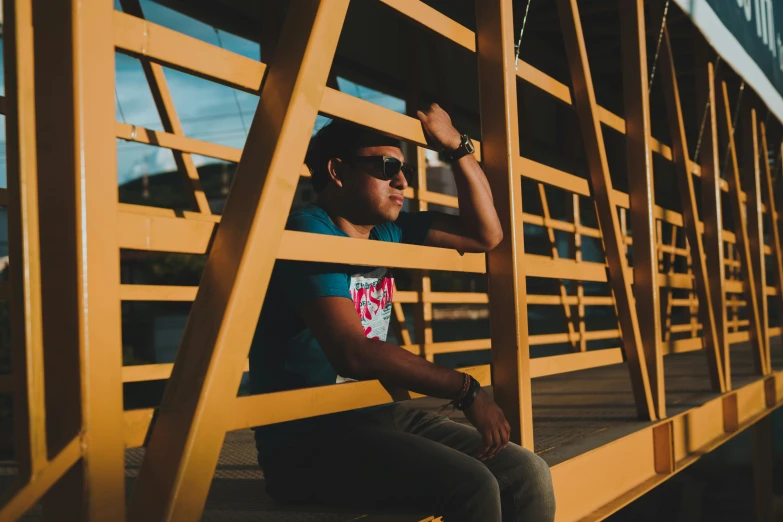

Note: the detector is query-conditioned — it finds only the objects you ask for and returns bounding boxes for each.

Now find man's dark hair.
[305,119,401,192]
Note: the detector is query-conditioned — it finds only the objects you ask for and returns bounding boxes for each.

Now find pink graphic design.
[349,269,394,341]
[338,268,395,383]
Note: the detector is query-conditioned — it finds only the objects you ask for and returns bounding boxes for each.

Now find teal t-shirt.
[250,205,435,452]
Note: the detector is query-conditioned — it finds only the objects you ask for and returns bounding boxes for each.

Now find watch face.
[464,136,475,154]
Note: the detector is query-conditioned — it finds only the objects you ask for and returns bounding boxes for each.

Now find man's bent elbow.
[482,229,503,252]
[332,345,372,380]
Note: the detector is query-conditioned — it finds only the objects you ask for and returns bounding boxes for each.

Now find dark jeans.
[258,404,555,521]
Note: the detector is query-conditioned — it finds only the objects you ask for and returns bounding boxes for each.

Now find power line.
[514,0,532,70]
[648,0,671,91]
[116,88,129,124]
[214,28,248,136]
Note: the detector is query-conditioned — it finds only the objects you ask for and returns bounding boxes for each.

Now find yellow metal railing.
[1,0,783,520]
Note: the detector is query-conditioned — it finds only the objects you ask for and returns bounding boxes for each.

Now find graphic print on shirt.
[335,267,394,384]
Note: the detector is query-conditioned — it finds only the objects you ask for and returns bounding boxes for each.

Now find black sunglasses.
[350,155,414,180]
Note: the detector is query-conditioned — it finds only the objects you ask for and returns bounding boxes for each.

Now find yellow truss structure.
[0,0,781,521]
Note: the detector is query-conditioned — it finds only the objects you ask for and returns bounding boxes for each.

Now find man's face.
[339,145,409,223]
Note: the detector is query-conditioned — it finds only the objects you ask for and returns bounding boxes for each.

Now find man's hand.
[416,103,462,151]
[463,389,511,461]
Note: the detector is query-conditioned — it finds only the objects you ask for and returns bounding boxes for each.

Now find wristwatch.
[443,133,475,163]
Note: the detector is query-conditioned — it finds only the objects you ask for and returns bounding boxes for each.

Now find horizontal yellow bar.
[669,323,702,334]
[425,339,491,354]
[114,10,265,92]
[529,329,620,346]
[660,336,702,355]
[228,365,491,431]
[728,331,751,344]
[530,348,624,378]
[117,205,750,292]
[522,213,601,238]
[116,122,241,162]
[120,284,197,301]
[122,361,250,383]
[725,281,744,293]
[525,254,611,282]
[526,294,614,306]
[669,297,698,307]
[279,231,486,272]
[378,0,476,51]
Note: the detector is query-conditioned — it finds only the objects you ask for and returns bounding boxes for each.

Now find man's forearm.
[452,155,502,247]
[351,338,465,400]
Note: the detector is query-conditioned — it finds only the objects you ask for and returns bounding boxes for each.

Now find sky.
[0,0,407,187]
[112,0,407,185]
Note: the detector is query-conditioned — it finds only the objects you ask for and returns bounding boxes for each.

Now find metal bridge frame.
[0,0,781,520]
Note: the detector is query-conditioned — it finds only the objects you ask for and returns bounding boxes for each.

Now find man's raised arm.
[416,103,503,253]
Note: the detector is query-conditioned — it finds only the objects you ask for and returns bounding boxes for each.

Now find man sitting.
[250,104,555,521]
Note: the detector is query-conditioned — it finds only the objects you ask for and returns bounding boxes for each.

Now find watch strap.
[444,134,473,163]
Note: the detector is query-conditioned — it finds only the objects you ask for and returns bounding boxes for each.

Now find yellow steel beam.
[32,0,127,519]
[475,0,535,447]
[745,109,772,374]
[721,81,768,375]
[660,28,726,392]
[412,150,433,361]
[128,2,351,520]
[759,123,783,372]
[557,0,655,420]
[2,0,48,484]
[620,0,665,415]
[699,60,731,389]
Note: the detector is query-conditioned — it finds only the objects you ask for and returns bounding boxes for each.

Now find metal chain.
[720,80,745,177]
[515,0,532,70]
[214,28,248,135]
[692,56,721,163]
[648,0,671,90]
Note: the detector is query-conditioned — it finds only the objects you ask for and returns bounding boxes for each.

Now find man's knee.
[499,446,556,518]
[442,463,502,520]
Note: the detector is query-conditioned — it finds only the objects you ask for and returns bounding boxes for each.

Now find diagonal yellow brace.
[620,0,666,416]
[745,109,771,375]
[759,122,783,376]
[2,0,48,484]
[557,0,656,420]
[699,60,731,389]
[720,81,768,375]
[128,2,351,520]
[659,28,726,392]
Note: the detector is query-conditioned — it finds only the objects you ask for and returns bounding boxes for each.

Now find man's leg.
[260,408,503,521]
[393,405,556,522]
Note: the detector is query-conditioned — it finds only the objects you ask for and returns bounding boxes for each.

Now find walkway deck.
[5,339,782,521]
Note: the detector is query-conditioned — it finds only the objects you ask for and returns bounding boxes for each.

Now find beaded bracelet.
[456,372,471,402]
[454,376,481,411]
